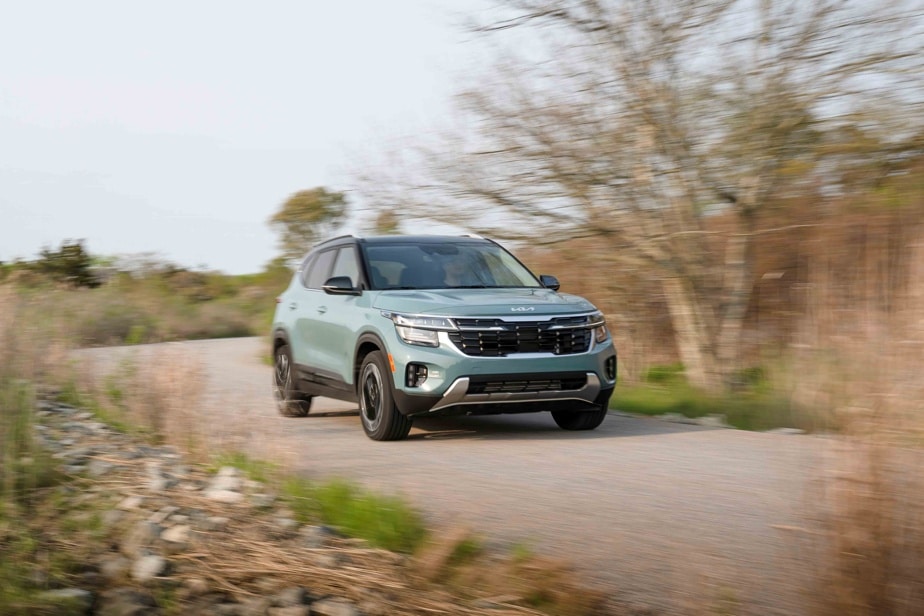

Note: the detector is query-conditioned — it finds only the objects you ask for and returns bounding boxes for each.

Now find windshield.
[363,241,541,290]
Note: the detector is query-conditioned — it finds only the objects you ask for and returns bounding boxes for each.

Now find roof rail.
[315,234,355,246]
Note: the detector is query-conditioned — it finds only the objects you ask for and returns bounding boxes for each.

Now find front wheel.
[273,344,312,417]
[551,407,608,431]
[358,352,412,441]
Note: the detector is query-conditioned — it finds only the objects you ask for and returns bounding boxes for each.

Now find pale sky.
[0,1,488,274]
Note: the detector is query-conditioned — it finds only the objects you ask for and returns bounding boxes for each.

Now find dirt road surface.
[81,337,826,615]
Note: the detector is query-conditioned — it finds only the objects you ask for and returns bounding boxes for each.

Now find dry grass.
[67,346,208,461]
[111,356,609,613]
[794,234,924,615]
[0,286,70,508]
[58,342,610,613]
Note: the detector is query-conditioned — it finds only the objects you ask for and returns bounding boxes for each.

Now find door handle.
[289,302,297,310]
[317,306,328,314]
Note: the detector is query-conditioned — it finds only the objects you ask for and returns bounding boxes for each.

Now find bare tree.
[356,0,923,390]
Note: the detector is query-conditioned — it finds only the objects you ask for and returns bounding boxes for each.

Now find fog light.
[605,356,617,381]
[406,363,428,387]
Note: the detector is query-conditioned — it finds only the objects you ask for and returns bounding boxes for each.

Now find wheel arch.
[353,332,388,390]
[272,328,291,354]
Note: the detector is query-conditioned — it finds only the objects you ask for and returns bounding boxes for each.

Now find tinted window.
[304,250,336,289]
[363,241,541,289]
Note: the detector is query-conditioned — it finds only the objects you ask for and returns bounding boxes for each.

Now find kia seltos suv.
[271,235,617,440]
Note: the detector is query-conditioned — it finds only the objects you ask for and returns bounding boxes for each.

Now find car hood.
[371,288,597,317]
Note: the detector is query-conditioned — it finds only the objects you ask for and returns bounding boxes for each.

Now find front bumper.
[393,376,612,417]
[434,371,602,411]
[381,321,617,417]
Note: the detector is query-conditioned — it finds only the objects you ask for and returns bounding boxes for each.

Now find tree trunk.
[714,232,753,387]
[660,275,720,391]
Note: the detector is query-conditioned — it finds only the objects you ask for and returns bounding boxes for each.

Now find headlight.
[388,313,456,347]
[589,312,609,343]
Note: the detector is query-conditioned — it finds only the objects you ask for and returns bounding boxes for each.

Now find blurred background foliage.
[0,0,921,421]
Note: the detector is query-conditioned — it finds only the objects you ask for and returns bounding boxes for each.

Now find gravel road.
[81,337,826,615]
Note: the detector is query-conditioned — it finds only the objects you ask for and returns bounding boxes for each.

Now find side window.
[298,254,316,287]
[330,246,360,284]
[304,250,336,289]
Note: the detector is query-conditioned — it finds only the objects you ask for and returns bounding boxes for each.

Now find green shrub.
[611,369,819,432]
[643,362,686,384]
[283,476,426,553]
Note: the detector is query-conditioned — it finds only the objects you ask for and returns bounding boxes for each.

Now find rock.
[160,524,192,545]
[205,489,245,504]
[358,599,390,616]
[103,509,126,528]
[272,517,300,538]
[695,414,729,428]
[251,493,276,508]
[210,472,243,493]
[238,596,272,616]
[149,506,180,524]
[145,461,176,492]
[203,515,230,531]
[98,587,160,616]
[765,427,806,435]
[88,459,116,477]
[182,576,211,597]
[122,521,161,558]
[272,586,307,607]
[131,555,168,582]
[269,607,311,616]
[118,495,145,511]
[299,525,338,549]
[311,598,360,616]
[37,587,94,613]
[660,413,699,425]
[85,421,109,434]
[99,555,132,581]
[311,552,341,569]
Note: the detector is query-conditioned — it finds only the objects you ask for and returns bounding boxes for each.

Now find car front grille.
[467,373,588,394]
[448,317,593,356]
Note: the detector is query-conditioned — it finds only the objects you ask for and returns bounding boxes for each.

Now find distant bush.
[643,362,686,384]
[33,240,100,288]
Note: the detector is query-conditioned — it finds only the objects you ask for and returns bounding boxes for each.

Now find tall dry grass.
[70,346,207,460]
[0,286,70,511]
[793,230,924,615]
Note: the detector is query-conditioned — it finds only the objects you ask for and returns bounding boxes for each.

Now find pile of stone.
[28,398,516,616]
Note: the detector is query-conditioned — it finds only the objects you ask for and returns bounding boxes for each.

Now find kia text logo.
[510,306,535,312]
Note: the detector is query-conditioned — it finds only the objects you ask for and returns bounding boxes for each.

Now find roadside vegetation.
[0,242,291,347]
[0,283,605,614]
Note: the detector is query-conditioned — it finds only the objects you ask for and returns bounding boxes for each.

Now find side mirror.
[539,274,560,291]
[322,276,361,296]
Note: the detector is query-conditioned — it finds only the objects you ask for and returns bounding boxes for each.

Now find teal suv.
[271,235,617,441]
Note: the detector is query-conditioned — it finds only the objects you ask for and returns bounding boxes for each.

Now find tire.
[358,351,412,441]
[551,407,608,431]
[273,344,312,417]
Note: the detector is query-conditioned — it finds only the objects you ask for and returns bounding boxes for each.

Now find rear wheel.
[273,344,312,417]
[551,407,608,431]
[358,351,412,441]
